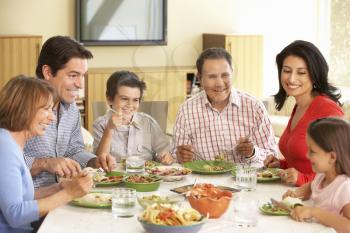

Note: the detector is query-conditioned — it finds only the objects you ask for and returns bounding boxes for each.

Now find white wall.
[0,0,325,97]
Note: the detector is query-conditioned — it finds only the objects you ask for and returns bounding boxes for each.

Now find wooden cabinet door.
[0,35,42,88]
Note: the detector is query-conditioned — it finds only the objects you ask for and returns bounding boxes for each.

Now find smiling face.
[306,134,335,173]
[30,98,55,136]
[281,55,313,99]
[43,57,87,104]
[199,58,232,108]
[108,86,141,123]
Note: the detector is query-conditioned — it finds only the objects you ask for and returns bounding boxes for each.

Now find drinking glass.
[112,188,136,218]
[235,164,257,191]
[232,193,259,227]
[126,155,145,174]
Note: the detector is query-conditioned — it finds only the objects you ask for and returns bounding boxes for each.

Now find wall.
[0,0,324,97]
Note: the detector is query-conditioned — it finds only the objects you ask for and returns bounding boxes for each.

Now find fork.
[192,150,211,166]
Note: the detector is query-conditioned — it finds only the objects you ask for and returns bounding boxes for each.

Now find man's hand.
[88,153,116,172]
[280,168,299,186]
[176,145,194,163]
[236,137,254,158]
[33,157,82,178]
[264,154,280,168]
[159,152,174,165]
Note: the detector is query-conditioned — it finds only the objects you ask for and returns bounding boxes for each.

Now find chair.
[91,100,168,133]
[139,101,168,133]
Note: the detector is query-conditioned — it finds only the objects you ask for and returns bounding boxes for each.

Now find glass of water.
[112,188,136,218]
[232,193,259,227]
[126,155,145,174]
[235,163,257,191]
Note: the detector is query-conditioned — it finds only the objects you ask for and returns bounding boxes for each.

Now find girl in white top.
[283,117,350,233]
[93,71,174,166]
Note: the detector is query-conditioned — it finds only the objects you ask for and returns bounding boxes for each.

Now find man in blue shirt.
[24,36,116,188]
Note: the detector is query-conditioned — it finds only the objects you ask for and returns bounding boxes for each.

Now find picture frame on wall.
[76,0,167,46]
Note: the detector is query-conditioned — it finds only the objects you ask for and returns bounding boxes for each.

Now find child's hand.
[106,111,123,130]
[290,206,313,222]
[282,189,299,199]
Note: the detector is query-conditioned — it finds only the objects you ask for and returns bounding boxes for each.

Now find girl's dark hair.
[106,71,146,101]
[274,40,341,110]
[36,36,93,79]
[308,117,350,176]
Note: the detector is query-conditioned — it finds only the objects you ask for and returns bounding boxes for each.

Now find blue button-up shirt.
[24,102,95,188]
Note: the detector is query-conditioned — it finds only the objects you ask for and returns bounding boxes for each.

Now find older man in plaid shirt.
[173,48,277,166]
[24,36,116,188]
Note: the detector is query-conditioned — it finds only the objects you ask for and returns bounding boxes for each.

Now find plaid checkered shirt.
[172,89,277,166]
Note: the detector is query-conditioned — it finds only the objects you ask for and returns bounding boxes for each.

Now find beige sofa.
[264,97,350,137]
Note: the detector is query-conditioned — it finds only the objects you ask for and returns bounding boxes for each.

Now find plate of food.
[146,166,192,181]
[183,160,234,175]
[71,191,112,208]
[93,171,124,187]
[260,197,303,216]
[259,202,289,216]
[138,204,206,233]
[123,174,162,192]
[137,193,184,209]
[145,160,161,169]
[231,167,282,183]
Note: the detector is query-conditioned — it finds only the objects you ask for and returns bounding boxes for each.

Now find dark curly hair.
[274,40,341,110]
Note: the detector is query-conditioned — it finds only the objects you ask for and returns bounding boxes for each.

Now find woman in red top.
[264,40,344,186]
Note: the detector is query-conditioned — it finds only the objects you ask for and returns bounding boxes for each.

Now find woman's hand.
[280,168,299,185]
[62,172,93,199]
[264,154,280,168]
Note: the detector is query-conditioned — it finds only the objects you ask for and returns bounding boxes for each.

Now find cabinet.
[203,34,263,97]
[0,35,42,88]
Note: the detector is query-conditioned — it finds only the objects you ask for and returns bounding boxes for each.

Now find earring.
[313,83,317,89]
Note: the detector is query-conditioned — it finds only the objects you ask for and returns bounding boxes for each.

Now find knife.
[270,198,292,213]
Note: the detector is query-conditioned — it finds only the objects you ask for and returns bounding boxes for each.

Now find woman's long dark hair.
[274,40,341,111]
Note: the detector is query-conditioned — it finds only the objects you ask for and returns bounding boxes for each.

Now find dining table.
[37,164,336,233]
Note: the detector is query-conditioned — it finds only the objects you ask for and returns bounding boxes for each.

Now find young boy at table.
[283,117,350,233]
[92,70,174,165]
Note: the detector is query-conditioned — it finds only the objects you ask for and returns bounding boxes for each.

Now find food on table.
[147,167,192,176]
[137,194,183,209]
[281,196,303,208]
[93,174,123,183]
[139,204,203,226]
[260,203,289,215]
[145,160,160,168]
[214,154,225,161]
[202,164,225,171]
[186,183,232,218]
[258,170,274,178]
[73,193,112,205]
[125,174,161,183]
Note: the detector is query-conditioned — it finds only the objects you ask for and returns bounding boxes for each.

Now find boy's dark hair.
[106,71,146,101]
[308,117,350,176]
[36,36,93,79]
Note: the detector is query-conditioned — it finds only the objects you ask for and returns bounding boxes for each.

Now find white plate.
[146,166,191,182]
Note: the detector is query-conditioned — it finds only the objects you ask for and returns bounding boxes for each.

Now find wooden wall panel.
[0,36,41,88]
